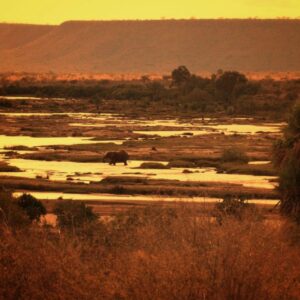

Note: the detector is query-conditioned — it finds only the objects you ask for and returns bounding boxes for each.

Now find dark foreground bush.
[215,195,262,222]
[273,103,300,223]
[0,191,30,230]
[0,204,299,299]
[17,193,46,221]
[54,201,98,231]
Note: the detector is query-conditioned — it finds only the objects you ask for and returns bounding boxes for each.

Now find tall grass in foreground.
[0,204,300,300]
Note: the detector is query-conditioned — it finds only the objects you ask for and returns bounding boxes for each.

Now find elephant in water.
[103,150,129,165]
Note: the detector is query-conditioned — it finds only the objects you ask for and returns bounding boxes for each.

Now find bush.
[215,71,248,103]
[0,100,13,108]
[277,142,300,223]
[17,193,47,222]
[286,102,300,137]
[110,185,127,194]
[0,191,30,230]
[221,147,249,163]
[273,103,300,223]
[0,162,20,172]
[215,195,261,222]
[167,160,196,168]
[54,201,98,231]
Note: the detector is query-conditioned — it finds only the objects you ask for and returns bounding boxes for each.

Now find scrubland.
[1,201,300,300]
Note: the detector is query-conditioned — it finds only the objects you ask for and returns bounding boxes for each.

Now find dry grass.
[0,204,299,299]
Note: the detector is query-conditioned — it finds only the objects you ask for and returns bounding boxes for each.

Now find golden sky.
[0,0,299,24]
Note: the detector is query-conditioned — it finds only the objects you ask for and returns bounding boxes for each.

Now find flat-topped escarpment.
[0,19,299,72]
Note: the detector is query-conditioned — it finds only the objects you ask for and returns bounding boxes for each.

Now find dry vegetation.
[1,201,300,299]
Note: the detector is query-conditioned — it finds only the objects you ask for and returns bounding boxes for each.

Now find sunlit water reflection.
[134,124,282,137]
[0,112,281,197]
[13,191,279,206]
[4,158,276,189]
[0,135,123,148]
[0,112,284,136]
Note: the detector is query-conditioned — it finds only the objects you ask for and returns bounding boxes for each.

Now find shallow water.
[133,129,214,137]
[248,161,271,165]
[0,96,61,100]
[0,112,117,118]
[134,123,282,137]
[13,191,279,205]
[0,112,59,116]
[4,158,276,189]
[69,119,210,128]
[0,112,284,135]
[0,135,123,148]
[70,118,283,136]
[0,112,281,192]
[210,124,281,134]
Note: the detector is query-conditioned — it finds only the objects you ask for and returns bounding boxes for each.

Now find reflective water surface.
[4,158,276,189]
[0,111,281,201]
[0,135,122,148]
[13,191,279,206]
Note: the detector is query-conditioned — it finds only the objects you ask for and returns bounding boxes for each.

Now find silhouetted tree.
[91,95,103,113]
[171,66,191,86]
[215,71,248,104]
[147,81,165,101]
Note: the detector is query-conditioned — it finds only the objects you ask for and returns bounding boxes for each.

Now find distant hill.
[0,20,299,73]
[0,23,54,51]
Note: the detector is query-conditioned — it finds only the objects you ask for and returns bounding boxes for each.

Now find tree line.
[0,66,299,116]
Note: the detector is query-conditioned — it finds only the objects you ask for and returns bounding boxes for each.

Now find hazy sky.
[0,0,299,24]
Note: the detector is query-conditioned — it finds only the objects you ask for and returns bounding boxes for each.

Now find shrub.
[110,185,127,194]
[221,147,249,163]
[215,71,248,103]
[17,193,47,222]
[0,162,20,172]
[0,191,30,230]
[215,195,261,222]
[286,102,300,137]
[54,201,98,231]
[273,103,300,223]
[0,99,13,108]
[167,160,196,168]
[277,142,300,223]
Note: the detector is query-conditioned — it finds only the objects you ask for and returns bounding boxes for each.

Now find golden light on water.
[0,0,299,24]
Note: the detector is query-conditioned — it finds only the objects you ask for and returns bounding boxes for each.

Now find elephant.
[103,150,129,165]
